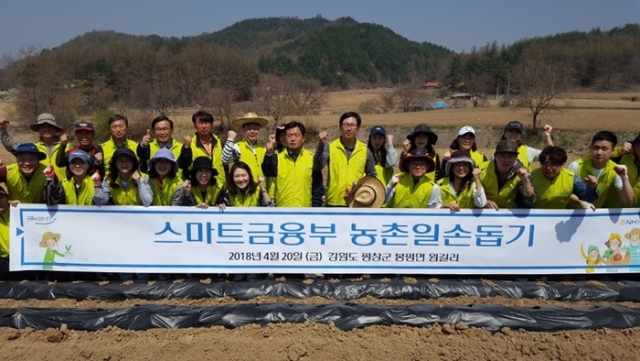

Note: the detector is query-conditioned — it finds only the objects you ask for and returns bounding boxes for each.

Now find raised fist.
[403,139,411,152]
[472,167,481,177]
[59,133,69,144]
[516,167,529,180]
[0,118,10,130]
[227,130,237,141]
[543,124,553,135]
[94,152,103,165]
[614,164,628,177]
[266,136,275,154]
[43,165,55,180]
[183,135,192,148]
[91,170,102,186]
[132,170,141,182]
[584,175,597,188]
[258,176,265,187]
[318,131,328,145]
[386,134,394,145]
[182,179,191,193]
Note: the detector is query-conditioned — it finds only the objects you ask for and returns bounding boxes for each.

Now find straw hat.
[625,228,640,239]
[347,176,385,208]
[233,112,269,128]
[39,232,61,247]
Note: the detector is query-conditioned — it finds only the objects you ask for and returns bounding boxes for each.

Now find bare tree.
[512,57,572,131]
[253,74,327,125]
[394,85,428,112]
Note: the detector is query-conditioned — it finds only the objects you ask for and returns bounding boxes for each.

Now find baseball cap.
[68,150,91,164]
[457,126,475,137]
[369,126,386,137]
[75,121,94,132]
[504,121,524,133]
[15,143,47,160]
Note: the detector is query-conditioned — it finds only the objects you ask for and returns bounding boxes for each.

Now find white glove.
[614,164,628,178]
[579,201,596,211]
[543,124,552,136]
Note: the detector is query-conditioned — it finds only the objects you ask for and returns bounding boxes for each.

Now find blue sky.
[1,0,638,56]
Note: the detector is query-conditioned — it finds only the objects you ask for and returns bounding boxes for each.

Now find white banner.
[9,205,640,274]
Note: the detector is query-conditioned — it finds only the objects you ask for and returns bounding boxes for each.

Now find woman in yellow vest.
[217,162,273,209]
[498,120,553,170]
[185,157,222,208]
[385,148,442,208]
[438,126,486,179]
[401,124,440,182]
[367,125,397,187]
[439,150,486,211]
[144,149,190,206]
[93,148,152,207]
[0,113,67,180]
[44,150,100,206]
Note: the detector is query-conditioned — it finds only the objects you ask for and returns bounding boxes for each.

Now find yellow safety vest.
[438,177,475,209]
[575,157,617,208]
[480,160,520,209]
[36,141,67,180]
[275,149,314,207]
[326,140,367,206]
[191,185,223,206]
[5,163,46,203]
[0,209,9,258]
[386,173,435,208]
[228,188,261,207]
[110,178,142,205]
[517,145,532,170]
[61,176,94,205]
[190,134,226,189]
[604,154,640,207]
[469,150,486,167]
[531,168,574,209]
[101,138,138,179]
[150,176,182,206]
[236,139,266,181]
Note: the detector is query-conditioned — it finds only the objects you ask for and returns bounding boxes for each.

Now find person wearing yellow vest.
[438,126,486,179]
[400,124,440,182]
[439,150,486,211]
[186,110,226,188]
[315,112,376,207]
[44,150,101,206]
[262,121,324,207]
[137,115,191,179]
[95,114,139,179]
[55,121,104,177]
[184,157,222,208]
[217,162,273,209]
[532,146,598,210]
[480,140,536,210]
[496,120,554,170]
[0,187,11,280]
[222,112,269,182]
[367,125,397,187]
[0,143,47,204]
[606,133,640,207]
[385,148,442,208]
[93,148,152,207]
[0,113,67,180]
[567,131,633,208]
[143,149,190,206]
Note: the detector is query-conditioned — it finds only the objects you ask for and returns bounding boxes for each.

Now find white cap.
[458,125,475,136]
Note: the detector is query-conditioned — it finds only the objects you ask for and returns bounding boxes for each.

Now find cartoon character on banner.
[580,242,602,274]
[601,233,630,272]
[39,232,73,270]
[624,228,640,271]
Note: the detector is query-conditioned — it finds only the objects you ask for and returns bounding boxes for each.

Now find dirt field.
[2,90,640,360]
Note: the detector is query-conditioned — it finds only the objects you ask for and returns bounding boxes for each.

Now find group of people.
[0,109,637,280]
